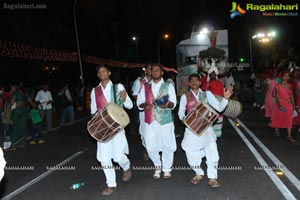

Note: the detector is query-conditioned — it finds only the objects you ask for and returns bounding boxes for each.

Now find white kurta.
[35,90,53,110]
[132,76,151,146]
[90,80,133,187]
[178,89,228,178]
[137,79,177,172]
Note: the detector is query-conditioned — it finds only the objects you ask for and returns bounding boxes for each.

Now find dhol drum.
[214,95,242,118]
[183,101,219,136]
[87,103,130,143]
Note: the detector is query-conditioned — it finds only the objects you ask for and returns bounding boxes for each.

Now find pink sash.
[186,91,198,113]
[144,83,155,124]
[94,86,108,111]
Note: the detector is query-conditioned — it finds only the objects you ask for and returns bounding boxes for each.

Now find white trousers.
[139,112,146,147]
[96,131,130,187]
[185,141,219,179]
[144,121,177,172]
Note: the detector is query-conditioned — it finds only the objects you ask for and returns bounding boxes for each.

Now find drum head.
[106,103,130,126]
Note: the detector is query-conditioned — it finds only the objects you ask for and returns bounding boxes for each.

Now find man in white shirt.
[132,64,152,160]
[178,74,233,188]
[129,68,145,135]
[222,71,235,90]
[90,64,133,196]
[137,64,177,179]
[35,84,53,131]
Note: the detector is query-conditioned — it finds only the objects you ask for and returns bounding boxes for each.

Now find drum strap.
[111,84,123,107]
[112,84,117,104]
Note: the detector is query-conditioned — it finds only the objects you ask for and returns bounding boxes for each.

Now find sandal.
[208,179,220,188]
[163,172,172,179]
[191,175,204,185]
[101,187,116,196]
[123,169,132,182]
[153,169,161,179]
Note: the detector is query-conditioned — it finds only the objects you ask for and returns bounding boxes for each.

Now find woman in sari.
[264,75,278,118]
[270,71,296,142]
[9,84,30,150]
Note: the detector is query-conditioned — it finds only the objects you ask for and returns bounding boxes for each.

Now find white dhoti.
[139,111,146,147]
[182,126,219,179]
[96,130,130,187]
[144,121,177,172]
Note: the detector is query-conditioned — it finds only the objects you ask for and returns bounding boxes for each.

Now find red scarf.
[94,86,108,111]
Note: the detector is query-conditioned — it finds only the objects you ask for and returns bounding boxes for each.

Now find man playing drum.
[90,64,133,196]
[137,64,177,179]
[178,74,233,188]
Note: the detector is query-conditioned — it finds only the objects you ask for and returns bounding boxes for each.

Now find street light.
[158,33,170,64]
[249,28,277,72]
[132,36,139,63]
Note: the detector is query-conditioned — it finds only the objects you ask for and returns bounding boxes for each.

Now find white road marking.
[237,118,300,193]
[1,151,84,200]
[228,119,296,200]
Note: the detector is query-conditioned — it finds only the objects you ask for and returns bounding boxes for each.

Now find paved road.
[1,104,300,200]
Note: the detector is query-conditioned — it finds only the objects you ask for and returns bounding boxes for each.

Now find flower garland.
[0,40,178,73]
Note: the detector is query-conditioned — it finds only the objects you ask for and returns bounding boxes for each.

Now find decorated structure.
[176,29,229,96]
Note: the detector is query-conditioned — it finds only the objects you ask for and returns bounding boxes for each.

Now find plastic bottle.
[70,182,85,190]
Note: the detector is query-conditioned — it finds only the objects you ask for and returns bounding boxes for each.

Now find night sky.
[0,0,299,83]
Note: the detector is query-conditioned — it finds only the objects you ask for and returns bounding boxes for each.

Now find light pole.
[132,36,139,63]
[157,33,169,64]
[114,23,119,60]
[73,0,84,85]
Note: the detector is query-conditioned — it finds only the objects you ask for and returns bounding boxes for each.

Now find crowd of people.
[2,62,300,196]
[0,82,88,150]
[256,68,300,142]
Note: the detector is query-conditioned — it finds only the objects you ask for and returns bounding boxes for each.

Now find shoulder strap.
[113,84,117,104]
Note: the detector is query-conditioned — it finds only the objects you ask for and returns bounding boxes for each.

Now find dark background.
[0,0,299,84]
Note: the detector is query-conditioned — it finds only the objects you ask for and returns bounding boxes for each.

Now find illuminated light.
[164,34,169,39]
[268,31,276,37]
[257,33,265,38]
[275,170,284,176]
[132,37,137,41]
[236,122,240,126]
[202,28,209,34]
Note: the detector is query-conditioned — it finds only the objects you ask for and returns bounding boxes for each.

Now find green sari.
[11,90,29,148]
